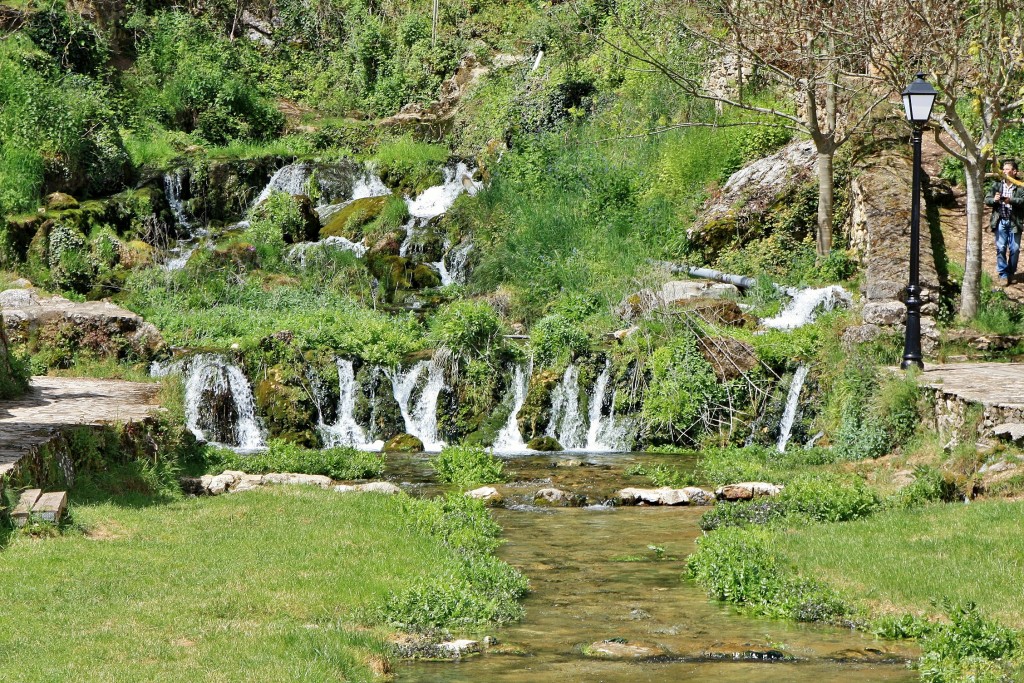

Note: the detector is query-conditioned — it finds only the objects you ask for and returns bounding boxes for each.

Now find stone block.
[12,488,41,527]
[31,491,67,524]
[862,301,907,326]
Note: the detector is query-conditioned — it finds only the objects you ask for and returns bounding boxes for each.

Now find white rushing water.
[389,360,447,452]
[762,285,852,331]
[776,364,809,453]
[183,354,265,450]
[319,359,384,451]
[164,169,193,231]
[253,163,312,207]
[585,359,632,452]
[438,241,473,286]
[493,362,532,452]
[546,364,586,450]
[400,163,481,257]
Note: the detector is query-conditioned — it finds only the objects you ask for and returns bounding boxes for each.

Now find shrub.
[641,334,724,441]
[687,526,849,623]
[699,500,788,531]
[380,494,528,629]
[890,465,964,509]
[374,135,448,191]
[430,445,504,487]
[778,472,880,523]
[206,440,385,480]
[918,603,1021,683]
[430,300,503,359]
[529,313,589,366]
[624,462,696,488]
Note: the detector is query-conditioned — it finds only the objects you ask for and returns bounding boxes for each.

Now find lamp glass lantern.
[901,73,937,124]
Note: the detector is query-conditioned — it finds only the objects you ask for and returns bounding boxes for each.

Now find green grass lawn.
[0,488,485,681]
[775,500,1024,627]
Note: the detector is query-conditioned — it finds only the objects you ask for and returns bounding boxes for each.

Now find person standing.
[986,159,1024,286]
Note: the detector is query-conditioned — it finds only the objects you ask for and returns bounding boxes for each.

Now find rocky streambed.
[386,451,918,683]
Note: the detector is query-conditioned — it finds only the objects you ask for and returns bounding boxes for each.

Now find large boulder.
[616,487,690,506]
[385,433,424,452]
[715,482,783,501]
[0,288,163,363]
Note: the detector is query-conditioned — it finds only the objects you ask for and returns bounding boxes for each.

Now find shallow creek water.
[390,452,917,683]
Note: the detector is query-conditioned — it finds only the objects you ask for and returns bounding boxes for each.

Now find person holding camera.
[987,159,1024,286]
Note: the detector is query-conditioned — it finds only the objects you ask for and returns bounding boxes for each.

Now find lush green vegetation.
[430,445,504,487]
[0,487,524,681]
[203,440,385,480]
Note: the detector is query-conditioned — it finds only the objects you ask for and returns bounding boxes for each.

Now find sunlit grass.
[775,500,1024,627]
[0,488,476,681]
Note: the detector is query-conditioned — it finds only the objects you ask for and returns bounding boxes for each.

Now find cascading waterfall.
[546,364,586,450]
[183,354,265,450]
[389,360,447,451]
[493,363,532,452]
[776,364,809,452]
[317,171,392,224]
[762,285,852,331]
[585,359,631,452]
[254,163,313,206]
[438,241,473,286]
[319,359,383,451]
[162,170,208,271]
[400,163,480,257]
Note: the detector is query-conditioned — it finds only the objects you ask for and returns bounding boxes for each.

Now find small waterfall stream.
[493,363,532,452]
[163,170,208,271]
[183,354,265,450]
[776,364,809,452]
[585,359,631,452]
[400,163,480,257]
[389,360,447,452]
[546,364,586,450]
[319,359,384,451]
[762,285,852,330]
[438,241,473,286]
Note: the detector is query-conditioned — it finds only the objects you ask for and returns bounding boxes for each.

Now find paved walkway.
[0,377,161,477]
[917,363,1024,409]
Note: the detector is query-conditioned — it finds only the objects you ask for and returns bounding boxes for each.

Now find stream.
[387,451,918,682]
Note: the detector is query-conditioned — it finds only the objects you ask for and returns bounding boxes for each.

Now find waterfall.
[439,241,473,286]
[400,163,481,257]
[585,359,631,452]
[493,362,532,452]
[164,170,193,232]
[183,354,265,450]
[351,171,390,200]
[288,236,368,266]
[762,285,852,331]
[254,163,313,207]
[776,365,809,452]
[388,360,447,452]
[546,364,586,450]
[319,359,383,451]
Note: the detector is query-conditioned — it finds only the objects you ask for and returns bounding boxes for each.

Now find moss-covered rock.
[411,264,441,289]
[527,436,562,451]
[254,367,319,447]
[367,253,412,291]
[121,240,155,269]
[518,369,561,441]
[320,195,389,240]
[385,433,424,452]
[45,192,78,210]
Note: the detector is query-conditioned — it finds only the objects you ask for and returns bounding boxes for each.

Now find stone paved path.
[0,377,160,477]
[917,363,1024,409]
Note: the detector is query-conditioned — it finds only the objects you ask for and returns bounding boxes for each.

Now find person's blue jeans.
[996,218,1020,279]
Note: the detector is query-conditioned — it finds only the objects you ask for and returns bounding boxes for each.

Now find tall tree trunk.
[960,163,986,319]
[816,148,834,261]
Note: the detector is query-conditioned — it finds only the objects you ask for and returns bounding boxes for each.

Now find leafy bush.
[206,440,385,480]
[529,313,589,366]
[919,603,1021,683]
[686,526,849,623]
[778,472,880,523]
[430,445,504,486]
[430,300,503,359]
[641,334,724,441]
[374,135,449,191]
[624,462,696,488]
[380,494,528,629]
[699,500,788,531]
[890,465,964,509]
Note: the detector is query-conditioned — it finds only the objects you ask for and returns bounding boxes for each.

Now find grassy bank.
[774,500,1024,628]
[0,487,525,681]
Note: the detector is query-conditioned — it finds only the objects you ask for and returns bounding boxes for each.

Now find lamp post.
[900,73,937,370]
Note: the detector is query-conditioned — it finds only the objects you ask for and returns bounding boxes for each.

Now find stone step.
[11,488,41,527]
[993,423,1024,443]
[31,491,67,524]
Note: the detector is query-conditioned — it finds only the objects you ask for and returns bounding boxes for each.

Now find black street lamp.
[900,73,937,370]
